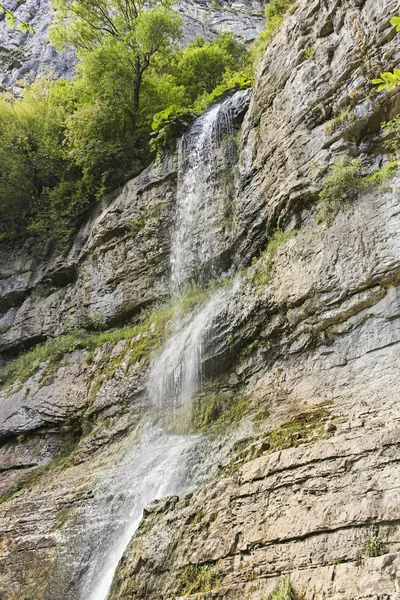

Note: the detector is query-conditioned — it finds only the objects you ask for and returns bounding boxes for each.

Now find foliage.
[318,158,398,222]
[0,78,91,243]
[252,0,297,63]
[150,105,196,154]
[193,68,253,113]
[0,15,250,243]
[382,115,400,151]
[267,577,293,600]
[373,68,400,91]
[0,3,34,32]
[174,33,250,102]
[372,17,400,91]
[362,525,384,558]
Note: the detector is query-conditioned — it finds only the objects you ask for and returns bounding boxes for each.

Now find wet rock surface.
[1,0,400,598]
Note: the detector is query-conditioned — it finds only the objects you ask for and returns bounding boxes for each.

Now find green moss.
[0,303,175,390]
[178,563,219,595]
[162,392,250,435]
[125,202,171,239]
[304,46,315,60]
[250,229,298,287]
[192,393,250,434]
[254,407,271,423]
[223,403,332,476]
[126,215,146,238]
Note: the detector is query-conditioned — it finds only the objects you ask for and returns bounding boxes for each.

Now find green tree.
[50,0,182,111]
[0,78,88,242]
[0,1,250,245]
[174,33,249,101]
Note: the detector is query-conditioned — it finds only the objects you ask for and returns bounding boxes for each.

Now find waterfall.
[171,105,221,290]
[73,96,240,600]
[171,93,238,290]
[82,425,196,600]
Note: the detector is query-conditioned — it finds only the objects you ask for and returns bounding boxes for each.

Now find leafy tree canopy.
[0,0,250,245]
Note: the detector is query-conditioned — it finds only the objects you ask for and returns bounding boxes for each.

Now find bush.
[150,105,196,154]
[252,0,298,63]
[318,158,398,222]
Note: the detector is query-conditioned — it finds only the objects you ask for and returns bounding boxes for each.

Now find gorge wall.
[1,0,400,598]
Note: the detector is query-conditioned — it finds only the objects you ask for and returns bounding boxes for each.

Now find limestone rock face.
[1,0,400,598]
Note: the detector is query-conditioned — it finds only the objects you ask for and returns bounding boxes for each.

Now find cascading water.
[72,93,245,600]
[81,425,196,600]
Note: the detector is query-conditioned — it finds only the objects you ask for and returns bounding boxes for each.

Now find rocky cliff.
[1,0,400,598]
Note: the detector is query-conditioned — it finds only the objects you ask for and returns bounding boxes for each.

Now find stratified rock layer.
[0,0,400,598]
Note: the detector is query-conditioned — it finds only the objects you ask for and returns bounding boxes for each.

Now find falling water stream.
[76,94,241,600]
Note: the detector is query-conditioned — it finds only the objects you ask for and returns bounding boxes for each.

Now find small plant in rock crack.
[362,525,384,558]
[304,46,315,60]
[263,577,294,600]
[382,115,400,152]
[91,309,106,331]
[317,158,398,223]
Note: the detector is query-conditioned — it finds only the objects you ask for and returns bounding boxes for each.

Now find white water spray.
[76,97,238,600]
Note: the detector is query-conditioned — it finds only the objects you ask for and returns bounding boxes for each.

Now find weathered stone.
[0,0,400,598]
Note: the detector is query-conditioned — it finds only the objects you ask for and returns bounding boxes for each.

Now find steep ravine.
[1,0,400,598]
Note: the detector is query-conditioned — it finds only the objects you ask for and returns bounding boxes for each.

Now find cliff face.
[1,0,400,598]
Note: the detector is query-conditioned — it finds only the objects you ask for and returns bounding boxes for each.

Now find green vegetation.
[223,403,332,475]
[150,105,196,154]
[163,392,250,435]
[266,577,293,600]
[304,46,315,60]
[324,108,356,134]
[0,447,75,505]
[0,304,173,390]
[0,3,34,32]
[318,158,398,222]
[265,406,329,452]
[0,0,251,245]
[250,228,298,288]
[252,0,298,63]
[191,393,250,433]
[0,278,228,390]
[178,563,219,595]
[382,115,400,151]
[373,17,400,91]
[362,525,384,558]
